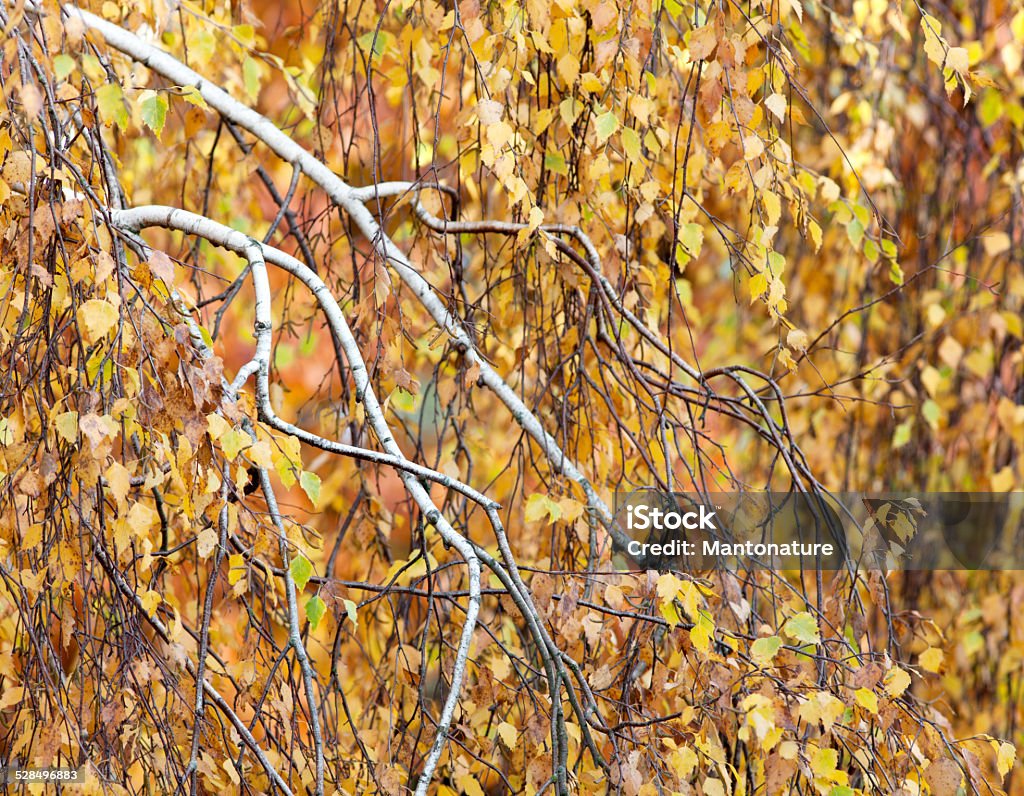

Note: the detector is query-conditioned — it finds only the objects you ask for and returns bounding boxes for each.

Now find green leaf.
[892,419,913,448]
[846,219,864,248]
[53,54,75,81]
[783,611,820,645]
[977,90,1003,127]
[243,57,262,102]
[621,127,642,163]
[96,82,128,131]
[356,30,389,57]
[863,238,879,262]
[305,595,326,630]
[54,411,79,444]
[220,428,248,462]
[140,91,168,138]
[190,28,216,66]
[750,635,783,667]
[922,399,941,430]
[595,111,619,145]
[178,85,209,109]
[300,470,321,507]
[343,598,358,628]
[290,554,313,591]
[544,151,567,175]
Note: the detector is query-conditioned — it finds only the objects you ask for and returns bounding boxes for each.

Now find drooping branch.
[90,528,296,796]
[111,206,499,510]
[111,203,622,793]
[60,2,629,554]
[111,205,486,795]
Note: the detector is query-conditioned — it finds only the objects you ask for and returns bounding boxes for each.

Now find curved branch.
[111,205,482,796]
[63,2,625,554]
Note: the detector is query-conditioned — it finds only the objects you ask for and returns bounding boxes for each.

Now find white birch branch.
[112,206,482,796]
[62,2,621,550]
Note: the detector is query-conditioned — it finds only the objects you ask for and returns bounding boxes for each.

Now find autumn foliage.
[1,0,1023,793]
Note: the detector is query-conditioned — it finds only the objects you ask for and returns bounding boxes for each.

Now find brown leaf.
[924,758,964,796]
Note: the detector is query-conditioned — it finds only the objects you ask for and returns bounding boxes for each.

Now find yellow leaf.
[496,721,518,749]
[742,134,765,160]
[20,524,42,550]
[196,525,218,559]
[595,111,618,144]
[248,440,274,468]
[534,107,555,133]
[485,120,513,151]
[557,52,580,86]
[558,497,585,522]
[919,646,943,673]
[762,191,781,226]
[126,501,157,534]
[580,72,604,93]
[854,687,878,714]
[656,573,683,602]
[703,777,726,796]
[54,411,79,443]
[750,635,782,666]
[819,176,841,203]
[749,272,768,303]
[946,46,969,73]
[206,413,232,441]
[690,613,714,654]
[679,222,704,257]
[798,691,845,733]
[671,746,698,778]
[995,741,1016,779]
[228,554,246,586]
[0,686,25,711]
[765,92,787,121]
[139,590,161,618]
[982,232,1010,256]
[808,220,822,251]
[77,299,120,345]
[992,465,1015,491]
[96,81,128,131]
[687,25,717,60]
[525,493,560,522]
[105,461,132,507]
[810,746,839,778]
[783,611,820,644]
[221,428,249,461]
[457,774,486,796]
[787,328,809,351]
[884,666,912,698]
[921,15,946,68]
